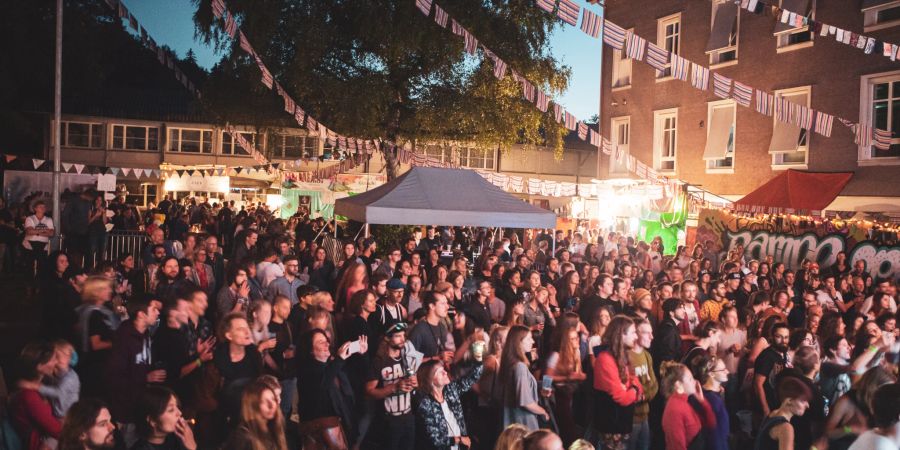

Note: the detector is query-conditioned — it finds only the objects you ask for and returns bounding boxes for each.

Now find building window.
[272,134,317,158]
[221,130,257,156]
[63,122,104,148]
[111,125,159,151]
[656,14,681,78]
[653,109,677,173]
[860,72,900,160]
[610,116,630,174]
[611,30,633,89]
[775,0,814,50]
[420,144,495,169]
[707,0,739,65]
[863,1,900,31]
[704,100,736,172]
[168,128,213,153]
[769,87,811,167]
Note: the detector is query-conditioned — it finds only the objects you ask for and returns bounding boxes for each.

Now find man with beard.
[753,322,790,416]
[364,323,420,450]
[58,398,117,449]
[267,255,304,305]
[651,298,685,373]
[154,257,193,303]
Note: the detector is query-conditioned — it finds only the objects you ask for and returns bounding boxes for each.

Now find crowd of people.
[3,191,900,450]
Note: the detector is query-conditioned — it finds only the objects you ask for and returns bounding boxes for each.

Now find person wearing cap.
[735,271,758,311]
[364,322,418,450]
[651,298,686,373]
[627,288,653,321]
[373,279,408,339]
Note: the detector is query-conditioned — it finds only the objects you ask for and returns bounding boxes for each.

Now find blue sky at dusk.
[124,0,602,120]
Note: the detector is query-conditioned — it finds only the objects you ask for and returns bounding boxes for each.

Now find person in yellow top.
[700,280,730,322]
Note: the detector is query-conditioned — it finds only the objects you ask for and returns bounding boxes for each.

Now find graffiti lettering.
[726,231,898,279]
[849,243,900,280]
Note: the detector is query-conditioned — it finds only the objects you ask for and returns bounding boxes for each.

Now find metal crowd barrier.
[103,231,149,267]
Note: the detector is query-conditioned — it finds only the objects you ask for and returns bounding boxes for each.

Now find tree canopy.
[192,0,573,168]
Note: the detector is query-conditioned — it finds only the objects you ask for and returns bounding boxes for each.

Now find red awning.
[734,170,853,215]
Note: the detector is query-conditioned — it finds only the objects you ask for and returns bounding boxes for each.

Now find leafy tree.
[192,0,571,176]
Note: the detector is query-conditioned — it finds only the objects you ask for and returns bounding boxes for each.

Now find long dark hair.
[499,325,531,384]
[601,316,635,384]
[58,398,109,450]
[135,386,177,438]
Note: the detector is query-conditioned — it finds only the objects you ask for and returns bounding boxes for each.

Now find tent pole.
[552,230,556,257]
[364,223,370,238]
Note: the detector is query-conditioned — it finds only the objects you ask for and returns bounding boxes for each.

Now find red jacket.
[662,393,716,450]
[10,389,61,450]
[593,350,642,405]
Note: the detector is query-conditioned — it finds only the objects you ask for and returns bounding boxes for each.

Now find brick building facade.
[600,0,900,211]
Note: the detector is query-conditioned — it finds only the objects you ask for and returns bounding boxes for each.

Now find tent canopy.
[334,167,557,228]
[734,170,853,213]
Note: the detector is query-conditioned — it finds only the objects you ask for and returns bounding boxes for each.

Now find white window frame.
[863,1,900,32]
[611,28,633,90]
[656,14,681,80]
[708,0,740,68]
[609,116,631,175]
[272,133,317,158]
[776,0,816,52]
[706,100,737,174]
[111,124,159,151]
[220,130,258,156]
[653,108,678,174]
[167,127,213,154]
[461,146,496,170]
[770,86,811,169]
[62,121,104,149]
[858,70,900,165]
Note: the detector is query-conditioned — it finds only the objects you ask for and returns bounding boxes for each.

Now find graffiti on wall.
[697,209,900,280]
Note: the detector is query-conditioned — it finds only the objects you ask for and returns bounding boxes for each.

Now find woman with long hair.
[754,377,813,450]
[308,247,336,293]
[415,350,484,450]
[9,342,61,450]
[248,300,278,372]
[447,270,465,304]
[500,325,549,431]
[130,386,197,450]
[297,328,365,448]
[590,316,642,450]
[544,317,586,445]
[403,275,424,320]
[493,424,530,450]
[472,326,509,449]
[58,398,116,450]
[659,361,716,450]
[496,269,523,306]
[822,366,897,449]
[687,354,730,450]
[556,270,582,313]
[427,264,449,291]
[335,260,369,311]
[223,379,288,450]
[501,300,525,327]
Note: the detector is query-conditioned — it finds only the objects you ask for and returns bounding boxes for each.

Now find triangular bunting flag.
[74,164,85,174]
[62,162,73,172]
[32,159,45,169]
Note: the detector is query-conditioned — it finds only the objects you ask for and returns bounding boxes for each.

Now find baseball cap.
[725,272,742,281]
[387,278,406,291]
[385,322,408,336]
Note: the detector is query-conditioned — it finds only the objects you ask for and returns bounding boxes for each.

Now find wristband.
[842,425,852,434]
[196,358,202,367]
[868,345,878,353]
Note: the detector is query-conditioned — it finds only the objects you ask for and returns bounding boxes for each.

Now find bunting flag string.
[737,0,899,62]
[532,5,893,156]
[101,0,201,98]
[212,1,382,166]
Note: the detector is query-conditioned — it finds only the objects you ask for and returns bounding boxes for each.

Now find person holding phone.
[297,329,367,448]
[415,340,484,450]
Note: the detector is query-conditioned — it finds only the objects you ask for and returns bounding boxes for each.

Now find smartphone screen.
[541,375,553,390]
[348,340,361,355]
